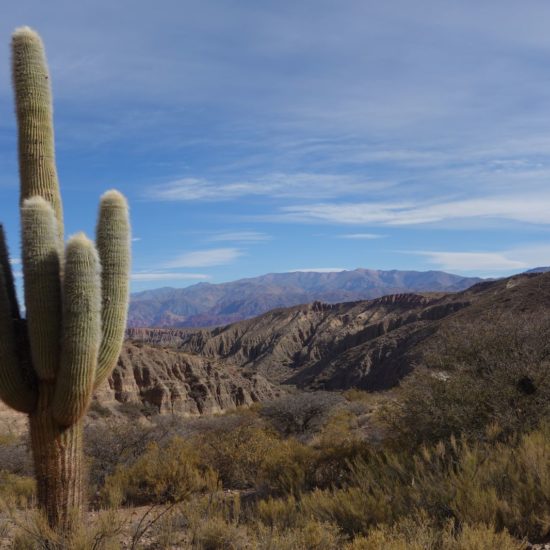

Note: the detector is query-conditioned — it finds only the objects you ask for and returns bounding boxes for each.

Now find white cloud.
[209,231,271,242]
[409,244,550,273]
[277,193,550,226]
[339,233,385,239]
[9,258,21,265]
[164,248,243,268]
[414,251,526,272]
[132,237,142,242]
[146,173,390,201]
[131,272,210,281]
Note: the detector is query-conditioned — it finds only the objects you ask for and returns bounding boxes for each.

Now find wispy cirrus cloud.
[275,193,550,226]
[164,248,243,268]
[409,244,550,273]
[208,231,271,242]
[146,172,391,201]
[414,251,526,272]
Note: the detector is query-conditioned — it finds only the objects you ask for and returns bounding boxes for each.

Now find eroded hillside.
[124,272,550,400]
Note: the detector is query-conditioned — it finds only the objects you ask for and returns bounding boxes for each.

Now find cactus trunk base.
[29,383,85,532]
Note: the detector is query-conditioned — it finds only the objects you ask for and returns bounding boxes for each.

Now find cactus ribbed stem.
[12,27,63,243]
[21,197,61,381]
[0,270,36,413]
[0,26,131,534]
[30,383,84,532]
[53,234,101,426]
[95,190,131,387]
[0,225,20,320]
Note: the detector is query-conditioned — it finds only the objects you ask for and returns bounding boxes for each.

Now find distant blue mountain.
[128,268,484,328]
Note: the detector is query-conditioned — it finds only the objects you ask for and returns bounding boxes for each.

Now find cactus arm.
[52,234,101,426]
[12,27,63,244]
[94,190,131,388]
[0,269,36,413]
[0,225,21,320]
[21,197,62,381]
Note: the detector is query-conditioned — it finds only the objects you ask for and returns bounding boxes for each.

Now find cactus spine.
[0,27,131,532]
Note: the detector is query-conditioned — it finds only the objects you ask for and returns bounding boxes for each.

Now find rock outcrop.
[94,342,281,415]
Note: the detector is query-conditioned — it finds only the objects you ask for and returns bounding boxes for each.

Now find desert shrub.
[446,426,550,540]
[190,517,249,550]
[0,472,35,508]
[0,433,32,476]
[257,420,367,498]
[344,514,447,550]
[449,523,525,550]
[256,496,300,529]
[386,313,550,446]
[193,424,282,490]
[256,520,343,550]
[260,392,344,437]
[311,411,369,489]
[153,405,262,443]
[11,509,123,550]
[116,400,159,420]
[257,437,316,496]
[345,516,524,550]
[302,425,550,541]
[102,436,216,506]
[85,419,156,494]
[180,491,247,550]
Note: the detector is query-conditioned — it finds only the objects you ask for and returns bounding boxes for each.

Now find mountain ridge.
[129,268,483,328]
[126,272,550,395]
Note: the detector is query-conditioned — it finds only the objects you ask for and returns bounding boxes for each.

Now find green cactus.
[0,27,131,532]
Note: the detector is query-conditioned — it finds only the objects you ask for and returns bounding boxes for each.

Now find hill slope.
[129,268,482,328]
[127,272,550,393]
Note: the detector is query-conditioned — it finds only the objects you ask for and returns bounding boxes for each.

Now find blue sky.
[2,1,550,290]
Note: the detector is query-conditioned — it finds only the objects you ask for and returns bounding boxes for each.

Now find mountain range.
[119,271,550,415]
[2,270,543,427]
[128,268,483,328]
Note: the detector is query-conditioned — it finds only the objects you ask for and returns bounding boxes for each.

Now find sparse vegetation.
[1,309,548,548]
[384,312,550,446]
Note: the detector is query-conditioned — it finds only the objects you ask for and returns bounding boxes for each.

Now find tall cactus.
[0,27,131,532]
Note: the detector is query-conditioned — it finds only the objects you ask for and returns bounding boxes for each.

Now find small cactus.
[0,27,131,532]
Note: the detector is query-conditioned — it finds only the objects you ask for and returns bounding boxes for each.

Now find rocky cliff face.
[127,291,469,391]
[94,342,281,416]
[2,342,282,433]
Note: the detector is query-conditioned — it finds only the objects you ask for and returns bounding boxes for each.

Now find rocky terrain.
[2,271,545,425]
[94,343,281,415]
[126,271,550,396]
[129,268,482,327]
